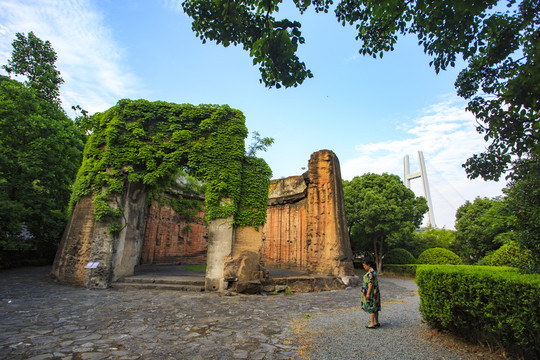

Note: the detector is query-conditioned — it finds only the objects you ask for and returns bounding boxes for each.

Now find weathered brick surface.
[141,201,207,265]
[262,199,309,269]
[262,150,354,276]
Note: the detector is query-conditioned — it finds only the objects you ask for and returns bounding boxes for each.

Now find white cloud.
[342,94,507,229]
[0,0,140,115]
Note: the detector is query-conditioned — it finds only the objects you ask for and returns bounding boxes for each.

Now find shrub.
[383,264,419,277]
[476,252,494,266]
[416,265,540,358]
[490,243,534,268]
[477,243,535,270]
[417,247,462,265]
[384,248,416,264]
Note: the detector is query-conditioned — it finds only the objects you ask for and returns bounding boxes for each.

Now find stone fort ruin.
[51,100,354,293]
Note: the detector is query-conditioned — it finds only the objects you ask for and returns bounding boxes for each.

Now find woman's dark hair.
[362,256,376,269]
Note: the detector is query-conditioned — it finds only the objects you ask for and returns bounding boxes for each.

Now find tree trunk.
[373,236,383,274]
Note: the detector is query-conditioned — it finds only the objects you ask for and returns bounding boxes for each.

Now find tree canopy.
[397,227,456,258]
[454,196,514,263]
[2,31,64,105]
[503,159,540,272]
[182,0,539,181]
[1,32,81,264]
[0,78,82,255]
[343,173,428,273]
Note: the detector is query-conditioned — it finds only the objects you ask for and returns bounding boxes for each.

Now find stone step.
[112,281,205,292]
[121,277,205,286]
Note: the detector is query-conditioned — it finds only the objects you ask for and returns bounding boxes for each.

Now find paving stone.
[0,266,462,360]
[26,354,54,360]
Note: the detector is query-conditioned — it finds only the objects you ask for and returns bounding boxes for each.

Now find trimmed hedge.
[384,248,416,265]
[417,247,462,265]
[416,265,540,358]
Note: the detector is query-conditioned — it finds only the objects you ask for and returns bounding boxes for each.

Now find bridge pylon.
[404,151,436,228]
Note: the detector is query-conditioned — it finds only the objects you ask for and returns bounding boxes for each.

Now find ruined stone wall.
[52,150,354,290]
[262,175,309,269]
[262,150,354,277]
[51,182,148,288]
[51,196,95,286]
[141,200,207,265]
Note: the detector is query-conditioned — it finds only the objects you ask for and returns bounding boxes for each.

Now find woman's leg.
[369,313,376,326]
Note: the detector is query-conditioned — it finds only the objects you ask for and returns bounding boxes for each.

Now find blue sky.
[0,0,507,229]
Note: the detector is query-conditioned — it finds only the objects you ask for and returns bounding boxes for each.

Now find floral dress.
[361,269,381,314]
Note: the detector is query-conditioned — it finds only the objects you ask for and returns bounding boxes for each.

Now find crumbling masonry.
[51,150,355,292]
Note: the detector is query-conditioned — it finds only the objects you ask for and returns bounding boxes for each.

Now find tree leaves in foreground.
[343,173,428,273]
[182,0,539,182]
[0,78,82,256]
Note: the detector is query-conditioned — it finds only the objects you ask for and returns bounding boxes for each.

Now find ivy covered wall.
[70,99,272,230]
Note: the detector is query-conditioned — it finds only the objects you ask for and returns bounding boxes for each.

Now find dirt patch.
[420,327,512,360]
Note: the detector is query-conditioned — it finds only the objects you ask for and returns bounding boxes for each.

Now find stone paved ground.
[0,266,498,360]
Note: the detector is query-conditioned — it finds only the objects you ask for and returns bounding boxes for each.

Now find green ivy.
[69,99,272,230]
[235,156,272,227]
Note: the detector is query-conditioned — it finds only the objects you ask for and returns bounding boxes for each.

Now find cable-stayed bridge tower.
[404,151,436,228]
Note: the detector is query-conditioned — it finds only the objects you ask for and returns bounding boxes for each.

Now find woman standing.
[361,256,381,328]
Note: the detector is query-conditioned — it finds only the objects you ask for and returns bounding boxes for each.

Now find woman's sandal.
[365,325,378,329]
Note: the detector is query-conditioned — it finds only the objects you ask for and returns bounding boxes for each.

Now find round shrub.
[490,243,534,267]
[384,248,416,264]
[477,252,494,266]
[417,247,462,265]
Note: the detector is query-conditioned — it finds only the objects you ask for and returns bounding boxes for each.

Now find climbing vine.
[69,99,272,231]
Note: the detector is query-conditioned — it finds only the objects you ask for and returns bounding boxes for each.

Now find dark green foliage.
[504,158,540,273]
[182,0,539,183]
[416,266,540,357]
[454,196,514,263]
[384,248,416,265]
[0,79,83,255]
[182,1,313,89]
[397,227,456,258]
[383,264,419,278]
[342,173,428,273]
[2,31,64,104]
[70,99,271,230]
[417,247,462,265]
[147,169,206,222]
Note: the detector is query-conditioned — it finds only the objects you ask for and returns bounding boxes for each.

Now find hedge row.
[416,265,540,358]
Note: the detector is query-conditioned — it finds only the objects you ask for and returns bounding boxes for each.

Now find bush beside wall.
[416,265,540,358]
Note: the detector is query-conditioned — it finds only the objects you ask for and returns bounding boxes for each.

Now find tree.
[503,158,540,273]
[453,196,514,263]
[0,78,83,257]
[2,31,64,104]
[343,173,428,273]
[182,0,539,181]
[397,227,456,258]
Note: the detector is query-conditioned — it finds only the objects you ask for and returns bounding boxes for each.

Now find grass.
[182,264,206,272]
